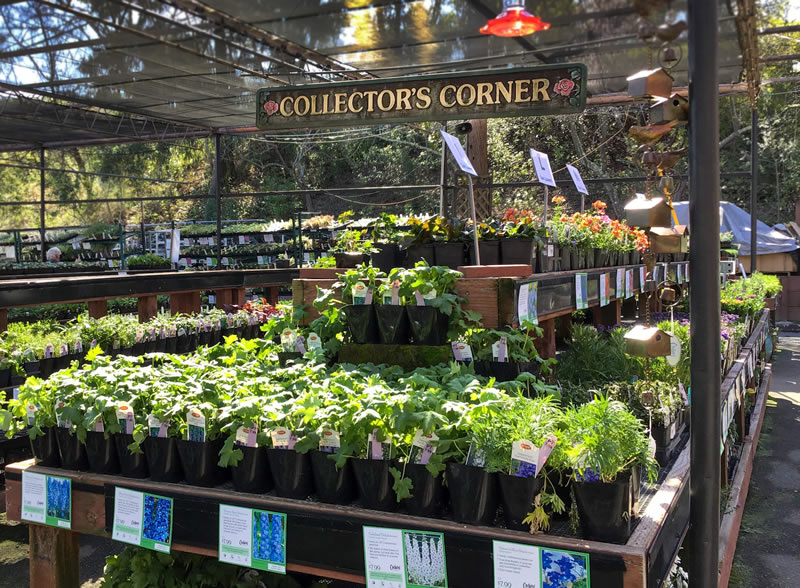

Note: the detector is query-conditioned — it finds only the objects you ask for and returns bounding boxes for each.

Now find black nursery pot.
[144,339,158,354]
[469,240,501,266]
[266,448,314,499]
[177,438,228,487]
[371,243,401,272]
[560,247,573,271]
[342,304,379,344]
[498,473,544,531]
[401,463,445,517]
[84,431,120,474]
[309,450,357,505]
[23,361,40,377]
[595,249,611,268]
[446,463,498,526]
[473,360,493,379]
[375,304,411,344]
[351,458,397,512]
[0,368,10,388]
[130,342,145,356]
[38,357,56,379]
[175,334,192,353]
[573,471,633,543]
[433,242,465,269]
[536,243,556,273]
[500,238,536,265]
[198,331,211,348]
[30,426,61,467]
[143,436,184,483]
[114,433,148,478]
[405,243,435,267]
[165,336,178,354]
[231,446,274,494]
[406,306,449,346]
[334,252,368,268]
[278,351,303,367]
[491,361,541,383]
[55,427,89,471]
[571,248,586,270]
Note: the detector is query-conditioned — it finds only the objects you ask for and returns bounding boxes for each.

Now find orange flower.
[552,195,566,205]
[592,200,607,211]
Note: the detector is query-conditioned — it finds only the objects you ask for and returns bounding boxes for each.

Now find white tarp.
[672,201,798,256]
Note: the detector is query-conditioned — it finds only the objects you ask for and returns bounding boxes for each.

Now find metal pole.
[543,187,548,224]
[580,194,585,214]
[439,129,447,216]
[688,0,721,584]
[39,147,46,261]
[467,175,481,265]
[750,108,758,273]
[214,133,222,265]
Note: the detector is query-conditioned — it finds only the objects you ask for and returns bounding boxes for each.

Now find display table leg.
[593,299,621,328]
[0,308,7,332]
[264,286,278,304]
[138,295,158,322]
[29,525,80,588]
[87,300,107,319]
[556,315,572,344]
[170,291,201,315]
[533,318,556,359]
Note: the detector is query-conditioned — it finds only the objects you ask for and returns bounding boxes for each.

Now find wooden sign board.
[256,64,587,130]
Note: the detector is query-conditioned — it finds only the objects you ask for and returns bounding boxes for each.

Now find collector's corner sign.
[256,64,587,130]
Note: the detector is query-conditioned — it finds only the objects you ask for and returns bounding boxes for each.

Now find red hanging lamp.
[479,1,550,37]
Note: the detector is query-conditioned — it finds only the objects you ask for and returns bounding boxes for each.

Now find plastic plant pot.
[30,427,61,467]
[278,351,303,367]
[143,436,184,483]
[210,329,223,346]
[0,368,9,388]
[560,247,573,271]
[341,304,379,344]
[333,252,369,268]
[198,331,211,348]
[231,446,274,494]
[266,448,314,499]
[114,433,148,478]
[584,249,595,269]
[468,240,501,266]
[536,243,556,273]
[446,463,498,526]
[433,242,465,269]
[165,337,178,354]
[176,438,228,487]
[374,304,411,345]
[144,339,158,353]
[491,361,541,383]
[23,361,40,377]
[38,357,56,379]
[404,243,435,267]
[573,470,633,543]
[175,334,192,353]
[351,458,397,512]
[84,431,121,475]
[473,360,493,379]
[500,238,536,265]
[406,306,450,346]
[571,248,586,270]
[309,450,357,505]
[55,428,89,471]
[130,342,145,356]
[497,473,544,531]
[370,243,400,272]
[595,249,611,268]
[400,463,445,518]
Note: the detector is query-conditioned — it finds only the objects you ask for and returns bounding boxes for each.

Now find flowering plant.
[500,208,543,240]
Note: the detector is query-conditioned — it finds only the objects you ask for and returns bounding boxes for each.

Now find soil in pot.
[114,433,148,478]
[405,243,435,267]
[278,351,303,367]
[231,446,273,494]
[446,463,498,525]
[55,428,89,471]
[30,427,61,467]
[501,238,536,265]
[370,243,401,273]
[406,306,449,346]
[573,471,633,543]
[143,437,184,483]
[433,242,465,269]
[342,304,379,344]
[309,450,357,505]
[176,439,228,487]
[351,458,397,512]
[266,448,314,499]
[375,304,411,344]
[334,252,368,268]
[400,463,445,517]
[498,473,544,531]
[469,240,501,266]
[84,431,120,474]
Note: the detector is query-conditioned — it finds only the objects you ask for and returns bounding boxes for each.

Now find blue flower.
[142,495,171,543]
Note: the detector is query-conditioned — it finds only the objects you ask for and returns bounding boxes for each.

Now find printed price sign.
[21,471,71,529]
[530,149,556,187]
[599,273,610,306]
[112,487,173,553]
[566,164,588,195]
[492,541,591,588]
[440,131,477,176]
[575,273,588,310]
[625,269,635,299]
[363,527,448,588]
[219,505,287,574]
[517,282,538,325]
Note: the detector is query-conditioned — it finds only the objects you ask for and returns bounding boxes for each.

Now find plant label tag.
[547,244,554,257]
[423,289,437,306]
[616,268,624,299]
[466,444,486,467]
[55,401,70,429]
[600,273,610,306]
[116,404,135,435]
[369,430,391,460]
[451,342,473,363]
[566,164,589,194]
[177,327,186,337]
[575,273,588,310]
[160,327,167,339]
[498,336,508,362]
[264,233,274,243]
[410,430,438,465]
[280,329,297,351]
[441,130,478,176]
[739,263,747,279]
[626,269,635,298]
[26,404,38,427]
[391,281,400,305]
[94,419,104,433]
[511,440,539,478]
[517,282,538,325]
[294,336,306,354]
[352,281,368,305]
[537,435,558,473]
[257,255,264,265]
[666,335,681,367]
[414,290,425,306]
[365,287,374,305]
[43,344,54,359]
[147,415,168,438]
[307,332,322,350]
[362,527,406,587]
[319,429,341,453]
[639,266,646,288]
[59,343,69,357]
[235,425,258,448]
[492,540,542,588]
[187,409,206,442]
[271,429,293,449]
[676,264,683,284]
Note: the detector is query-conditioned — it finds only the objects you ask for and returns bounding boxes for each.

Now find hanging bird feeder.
[480,1,550,37]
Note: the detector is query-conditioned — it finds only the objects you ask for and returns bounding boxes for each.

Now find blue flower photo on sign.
[541,547,590,588]
[142,494,172,544]
[252,510,286,565]
[46,476,70,522]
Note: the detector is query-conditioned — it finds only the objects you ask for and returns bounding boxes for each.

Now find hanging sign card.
[566,164,589,194]
[21,471,71,529]
[575,273,588,310]
[530,149,556,187]
[363,526,448,588]
[112,487,173,553]
[625,269,635,299]
[616,268,625,299]
[492,541,591,588]
[600,273,610,306]
[219,505,287,574]
[440,131,477,176]
[517,282,538,325]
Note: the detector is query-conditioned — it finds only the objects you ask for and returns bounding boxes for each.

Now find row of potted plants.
[3,338,655,543]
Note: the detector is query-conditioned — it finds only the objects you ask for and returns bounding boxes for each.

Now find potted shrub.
[563,397,656,543]
[499,208,539,266]
[331,229,372,268]
[402,217,436,266]
[470,324,556,383]
[335,264,385,344]
[400,262,465,346]
[13,376,61,466]
[465,220,502,266]
[373,267,412,345]
[218,396,274,494]
[369,213,402,272]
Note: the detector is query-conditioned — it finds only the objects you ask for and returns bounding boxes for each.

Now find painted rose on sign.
[263,100,279,115]
[553,79,575,97]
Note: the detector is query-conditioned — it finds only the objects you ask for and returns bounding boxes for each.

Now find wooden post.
[87,300,107,319]
[593,299,622,328]
[137,295,158,323]
[0,308,7,332]
[466,119,491,220]
[533,318,556,359]
[170,291,201,315]
[264,286,279,305]
[215,288,246,307]
[29,525,80,588]
[555,315,572,344]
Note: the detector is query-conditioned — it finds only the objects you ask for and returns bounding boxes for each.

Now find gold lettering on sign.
[476,83,495,105]
[532,78,551,101]
[334,93,347,114]
[440,85,457,108]
[310,95,322,115]
[456,84,476,107]
[514,79,530,103]
[396,88,413,110]
[348,92,364,113]
[294,96,310,116]
[363,90,379,112]
[377,89,395,111]
[495,81,513,104]
[415,87,432,109]
[279,97,294,116]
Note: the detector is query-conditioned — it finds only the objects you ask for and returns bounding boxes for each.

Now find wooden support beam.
[170,291,201,315]
[533,318,556,359]
[263,286,279,305]
[87,300,107,319]
[0,308,7,332]
[593,299,622,328]
[215,288,246,307]
[29,525,80,588]
[555,315,572,344]
[137,295,158,323]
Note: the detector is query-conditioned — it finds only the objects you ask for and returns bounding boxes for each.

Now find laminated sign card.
[112,487,173,553]
[21,471,71,529]
[492,541,591,588]
[219,505,287,574]
[575,273,588,310]
[363,526,448,588]
[517,282,538,325]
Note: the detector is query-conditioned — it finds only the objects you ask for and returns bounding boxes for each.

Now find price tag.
[575,273,588,310]
[219,505,286,574]
[625,269,635,299]
[517,282,538,325]
[112,487,173,553]
[616,268,624,299]
[22,471,71,529]
[363,527,448,588]
[599,273,610,306]
[492,541,540,588]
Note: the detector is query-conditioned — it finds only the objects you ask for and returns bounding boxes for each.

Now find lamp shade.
[479,4,550,37]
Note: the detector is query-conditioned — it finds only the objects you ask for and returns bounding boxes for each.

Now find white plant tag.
[319,429,341,453]
[451,341,473,363]
[536,435,558,473]
[368,430,391,460]
[410,430,438,465]
[235,425,258,448]
[280,329,297,351]
[511,440,539,478]
[186,408,206,442]
[352,281,368,305]
[307,332,322,350]
[116,403,135,435]
[391,281,400,305]
[26,404,38,427]
[59,344,69,357]
[413,290,425,306]
[148,415,169,438]
[423,289,437,306]
[270,428,294,449]
[55,401,70,428]
[94,419,104,433]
